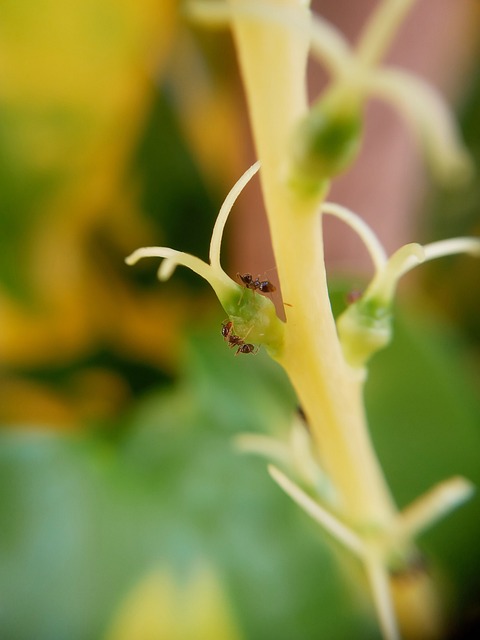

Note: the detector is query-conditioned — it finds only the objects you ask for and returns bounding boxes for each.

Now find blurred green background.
[0,1,479,638]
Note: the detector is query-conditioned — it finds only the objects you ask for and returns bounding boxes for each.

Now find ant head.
[221,320,233,338]
[238,273,254,286]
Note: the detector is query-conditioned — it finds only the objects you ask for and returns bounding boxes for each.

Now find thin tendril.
[321,202,388,272]
[364,237,480,305]
[397,476,474,539]
[126,247,214,284]
[310,15,355,78]
[357,0,417,68]
[268,465,365,557]
[367,68,473,183]
[209,160,260,270]
[364,555,400,640]
[422,237,480,263]
[366,243,425,304]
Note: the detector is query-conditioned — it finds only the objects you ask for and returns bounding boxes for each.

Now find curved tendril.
[367,243,425,304]
[310,16,355,79]
[385,237,480,283]
[366,68,473,184]
[356,0,417,68]
[321,202,388,272]
[126,247,214,285]
[389,242,426,279]
[421,237,480,264]
[364,237,480,305]
[158,257,178,281]
[209,160,261,270]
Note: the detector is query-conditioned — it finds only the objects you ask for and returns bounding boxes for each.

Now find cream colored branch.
[396,476,475,540]
[367,68,473,184]
[321,202,388,272]
[234,433,291,466]
[422,237,480,263]
[268,465,366,557]
[126,247,212,282]
[357,0,417,67]
[364,554,400,640]
[209,160,260,270]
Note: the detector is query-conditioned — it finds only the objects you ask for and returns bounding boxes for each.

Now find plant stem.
[226,2,451,637]
[228,0,396,527]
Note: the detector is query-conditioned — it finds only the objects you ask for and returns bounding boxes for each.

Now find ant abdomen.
[237,272,276,294]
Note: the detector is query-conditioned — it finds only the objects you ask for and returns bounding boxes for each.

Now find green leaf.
[0,325,373,640]
[366,308,480,599]
[1,314,479,639]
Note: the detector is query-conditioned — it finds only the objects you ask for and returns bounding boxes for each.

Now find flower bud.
[337,297,392,369]
[289,92,363,195]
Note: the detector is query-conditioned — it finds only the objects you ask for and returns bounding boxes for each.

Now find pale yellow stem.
[228,0,396,528]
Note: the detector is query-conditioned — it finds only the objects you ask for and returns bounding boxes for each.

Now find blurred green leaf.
[367,308,480,602]
[421,62,480,347]
[0,324,368,640]
[1,310,479,639]
[0,104,72,298]
[0,0,177,301]
[133,90,219,270]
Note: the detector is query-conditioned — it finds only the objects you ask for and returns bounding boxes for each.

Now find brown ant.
[221,320,233,340]
[236,343,257,355]
[220,320,258,355]
[237,273,276,294]
[228,335,245,349]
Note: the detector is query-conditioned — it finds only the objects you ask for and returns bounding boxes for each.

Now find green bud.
[337,297,392,369]
[289,93,363,196]
[221,285,285,357]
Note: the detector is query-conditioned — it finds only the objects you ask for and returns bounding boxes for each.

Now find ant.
[236,343,257,355]
[237,273,276,294]
[221,320,258,355]
[221,320,233,340]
